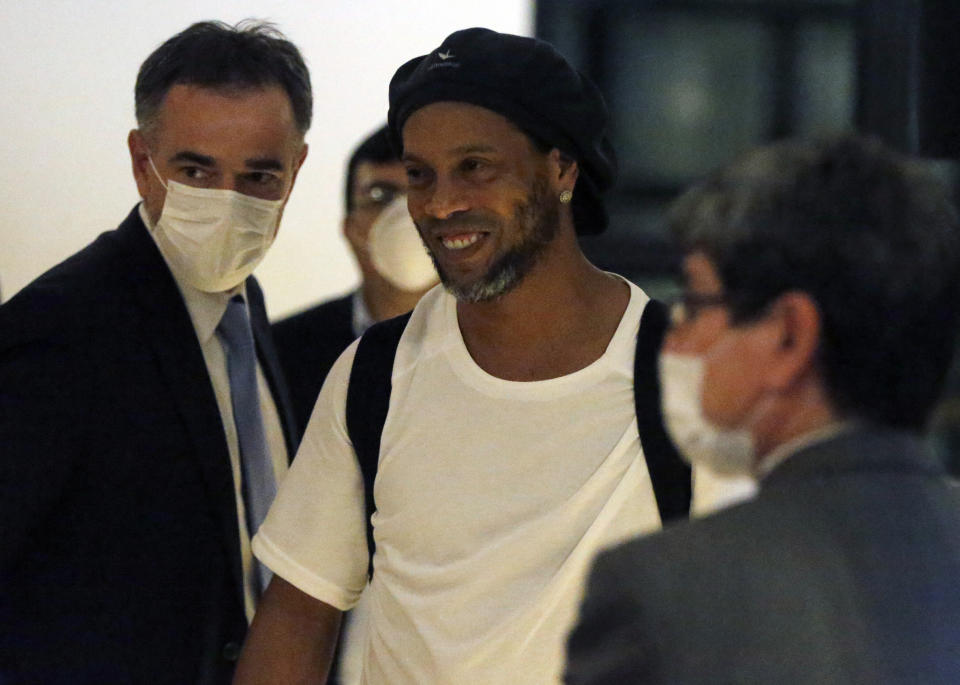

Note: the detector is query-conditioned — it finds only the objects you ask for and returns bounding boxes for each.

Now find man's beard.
[421,177,559,303]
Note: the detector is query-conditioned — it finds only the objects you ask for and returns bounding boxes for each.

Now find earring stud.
[559,190,573,204]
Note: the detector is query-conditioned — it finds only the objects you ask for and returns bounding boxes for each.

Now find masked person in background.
[272,125,438,440]
[0,21,308,684]
[565,135,960,685]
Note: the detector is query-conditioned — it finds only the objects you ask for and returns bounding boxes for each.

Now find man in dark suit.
[272,125,437,438]
[0,21,309,684]
[566,135,960,684]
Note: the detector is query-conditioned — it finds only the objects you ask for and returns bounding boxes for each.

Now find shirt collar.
[139,202,244,344]
[755,420,858,480]
[351,289,375,337]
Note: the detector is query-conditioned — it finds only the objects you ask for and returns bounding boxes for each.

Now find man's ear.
[342,210,371,263]
[128,129,152,199]
[342,213,360,249]
[287,142,309,194]
[548,148,579,191]
[764,291,821,392]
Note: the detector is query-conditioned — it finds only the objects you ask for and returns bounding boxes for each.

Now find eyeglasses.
[665,292,729,327]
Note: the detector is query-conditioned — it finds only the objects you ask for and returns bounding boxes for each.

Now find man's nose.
[421,177,470,220]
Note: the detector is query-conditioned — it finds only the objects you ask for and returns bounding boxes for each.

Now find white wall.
[0,1,532,317]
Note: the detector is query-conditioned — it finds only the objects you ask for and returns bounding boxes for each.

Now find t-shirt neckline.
[442,277,647,398]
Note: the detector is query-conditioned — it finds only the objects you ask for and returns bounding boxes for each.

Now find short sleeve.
[252,339,369,610]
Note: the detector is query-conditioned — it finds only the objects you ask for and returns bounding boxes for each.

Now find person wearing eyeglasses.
[272,125,438,440]
[565,134,960,684]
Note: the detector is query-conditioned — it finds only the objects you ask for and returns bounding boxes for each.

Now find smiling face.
[128,83,308,229]
[401,101,564,302]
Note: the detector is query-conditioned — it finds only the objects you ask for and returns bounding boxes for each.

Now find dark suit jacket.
[0,207,296,684]
[566,427,960,684]
[272,293,357,440]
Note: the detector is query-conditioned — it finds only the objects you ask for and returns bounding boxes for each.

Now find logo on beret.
[429,49,460,71]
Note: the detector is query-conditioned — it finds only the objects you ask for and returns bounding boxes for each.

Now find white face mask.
[367,195,438,293]
[148,158,283,292]
[659,351,757,477]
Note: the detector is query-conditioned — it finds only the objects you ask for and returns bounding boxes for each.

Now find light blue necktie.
[216,295,276,592]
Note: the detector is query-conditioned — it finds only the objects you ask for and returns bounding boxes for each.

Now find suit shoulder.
[592,497,769,585]
[591,474,920,588]
[0,223,141,347]
[0,233,120,322]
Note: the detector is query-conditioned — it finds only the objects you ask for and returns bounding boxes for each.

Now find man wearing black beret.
[236,27,749,684]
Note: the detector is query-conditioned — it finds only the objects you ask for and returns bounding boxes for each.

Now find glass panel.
[605,10,776,185]
[792,19,855,136]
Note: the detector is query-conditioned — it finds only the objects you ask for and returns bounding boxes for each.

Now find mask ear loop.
[147,155,168,190]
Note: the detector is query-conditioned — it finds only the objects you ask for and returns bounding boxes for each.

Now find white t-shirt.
[254,281,752,684]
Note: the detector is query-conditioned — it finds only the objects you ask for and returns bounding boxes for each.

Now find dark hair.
[135,20,312,137]
[343,125,400,213]
[668,134,960,430]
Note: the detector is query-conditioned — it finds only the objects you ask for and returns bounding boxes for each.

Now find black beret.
[388,27,617,235]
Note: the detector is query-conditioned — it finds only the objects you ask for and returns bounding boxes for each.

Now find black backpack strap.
[635,299,692,523]
[345,311,413,578]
